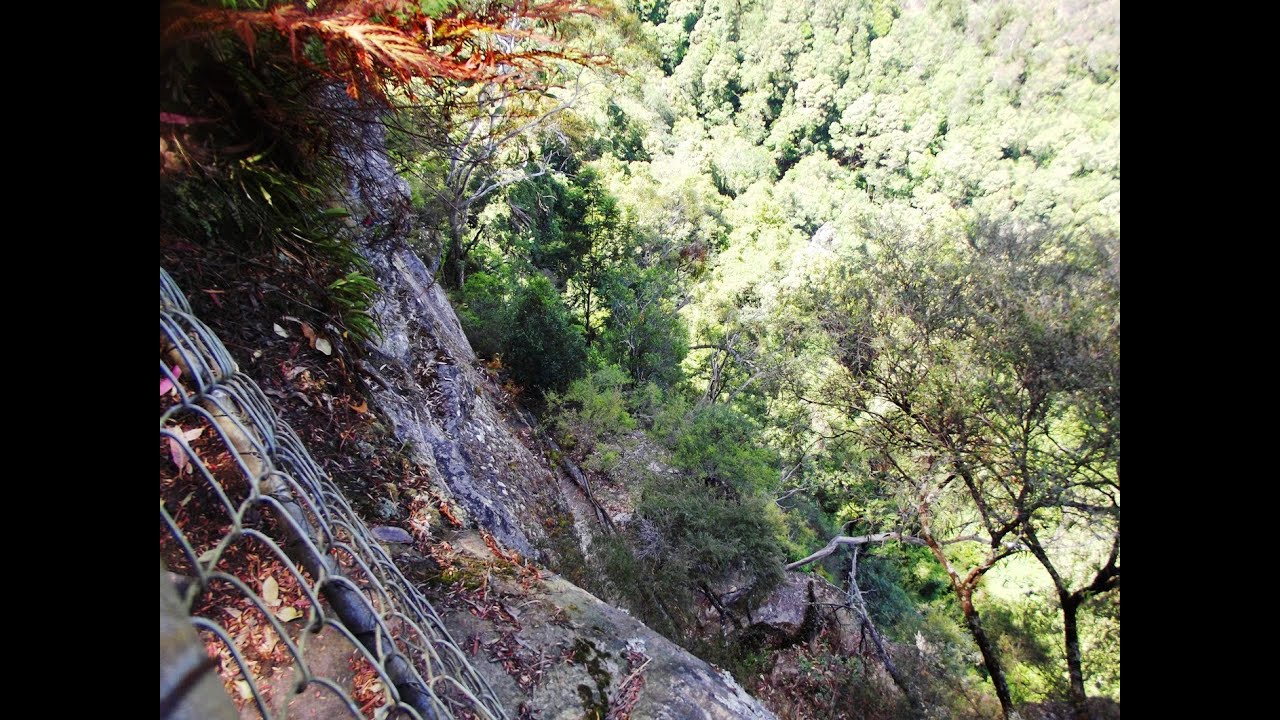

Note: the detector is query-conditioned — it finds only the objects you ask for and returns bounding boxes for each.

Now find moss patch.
[571,638,613,718]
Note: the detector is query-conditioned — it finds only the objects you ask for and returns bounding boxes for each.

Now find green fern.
[329,270,383,343]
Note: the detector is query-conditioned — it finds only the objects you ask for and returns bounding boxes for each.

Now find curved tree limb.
[785,533,926,570]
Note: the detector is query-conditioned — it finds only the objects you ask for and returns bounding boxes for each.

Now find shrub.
[637,473,786,607]
[504,274,587,397]
[456,270,513,359]
[673,404,778,495]
[547,364,637,450]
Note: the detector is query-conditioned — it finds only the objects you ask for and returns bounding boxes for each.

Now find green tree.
[505,274,588,396]
[961,224,1120,720]
[599,262,689,387]
[787,220,1118,719]
[456,269,513,359]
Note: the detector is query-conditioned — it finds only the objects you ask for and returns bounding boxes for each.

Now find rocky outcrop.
[433,533,777,720]
[732,573,860,655]
[359,241,566,559]
[319,85,583,561]
[747,573,817,643]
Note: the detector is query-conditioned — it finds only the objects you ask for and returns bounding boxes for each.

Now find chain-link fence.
[160,267,508,720]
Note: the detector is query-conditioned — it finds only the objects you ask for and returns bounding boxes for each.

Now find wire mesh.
[159,267,508,720]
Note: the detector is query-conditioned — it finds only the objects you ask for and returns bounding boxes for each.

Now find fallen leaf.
[315,338,333,355]
[350,400,369,413]
[168,437,188,473]
[235,680,254,700]
[160,365,183,396]
[262,576,280,606]
[160,111,214,126]
[273,323,288,338]
[182,427,205,442]
[223,607,242,619]
[300,323,316,343]
[275,606,302,622]
[439,502,464,528]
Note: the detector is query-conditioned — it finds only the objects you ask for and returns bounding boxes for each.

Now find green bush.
[589,475,786,640]
[504,274,587,396]
[637,473,786,608]
[547,364,637,450]
[673,405,779,495]
[456,270,512,359]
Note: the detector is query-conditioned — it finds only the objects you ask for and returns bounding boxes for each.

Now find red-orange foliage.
[161,1,605,103]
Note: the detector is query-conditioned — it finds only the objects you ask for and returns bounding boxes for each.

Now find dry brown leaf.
[275,606,302,622]
[168,437,188,473]
[262,576,280,606]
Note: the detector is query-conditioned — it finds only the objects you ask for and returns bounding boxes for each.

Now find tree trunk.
[441,205,465,289]
[584,280,594,346]
[1020,523,1116,720]
[959,588,1020,720]
[1061,593,1089,720]
[912,514,1019,719]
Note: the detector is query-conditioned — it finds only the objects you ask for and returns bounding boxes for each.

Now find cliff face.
[325,91,778,718]
[361,241,568,559]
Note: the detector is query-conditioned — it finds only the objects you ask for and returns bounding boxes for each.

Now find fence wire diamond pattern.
[160,267,508,720]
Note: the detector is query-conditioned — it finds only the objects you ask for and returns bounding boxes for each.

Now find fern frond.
[162,0,608,103]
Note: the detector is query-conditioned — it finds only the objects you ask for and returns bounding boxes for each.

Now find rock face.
[809,221,837,250]
[440,533,778,720]
[743,573,859,654]
[361,241,566,559]
[324,88,777,718]
[748,573,817,642]
[321,84,579,560]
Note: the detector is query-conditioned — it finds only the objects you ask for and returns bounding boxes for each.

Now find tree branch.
[786,533,926,570]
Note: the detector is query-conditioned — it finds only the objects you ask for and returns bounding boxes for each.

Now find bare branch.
[786,533,926,570]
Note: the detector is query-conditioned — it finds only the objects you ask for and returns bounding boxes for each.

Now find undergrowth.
[161,29,381,345]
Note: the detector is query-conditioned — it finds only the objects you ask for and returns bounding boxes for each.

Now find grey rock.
[369,526,415,544]
[443,533,778,720]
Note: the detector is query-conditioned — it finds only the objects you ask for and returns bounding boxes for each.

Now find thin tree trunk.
[916,505,1020,720]
[958,588,1019,720]
[1021,523,1117,720]
[1061,594,1088,720]
[584,279,594,346]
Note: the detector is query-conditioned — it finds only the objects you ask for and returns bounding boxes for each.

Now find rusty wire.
[159,267,508,720]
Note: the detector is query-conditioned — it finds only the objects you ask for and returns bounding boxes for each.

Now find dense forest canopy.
[459,1,1120,715]
[161,1,1118,717]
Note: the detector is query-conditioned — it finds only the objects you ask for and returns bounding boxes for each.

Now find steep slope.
[320,89,778,718]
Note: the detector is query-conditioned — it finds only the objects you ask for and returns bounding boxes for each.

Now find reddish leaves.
[162,1,607,103]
